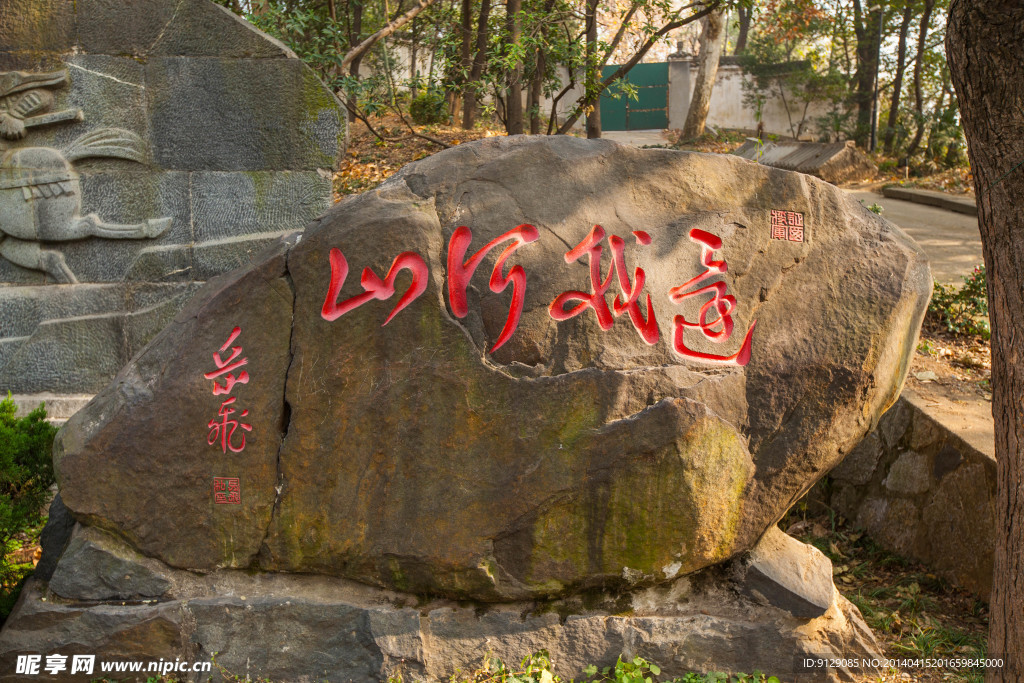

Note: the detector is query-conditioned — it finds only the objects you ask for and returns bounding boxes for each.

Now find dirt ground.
[334,114,507,200]
[909,322,991,401]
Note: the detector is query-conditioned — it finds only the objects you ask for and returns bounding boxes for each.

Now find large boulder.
[53,136,931,602]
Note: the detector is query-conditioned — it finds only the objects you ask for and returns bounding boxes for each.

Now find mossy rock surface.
[55,136,932,601]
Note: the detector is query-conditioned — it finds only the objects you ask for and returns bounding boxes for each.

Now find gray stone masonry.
[0,0,344,393]
[823,390,996,599]
[0,524,882,683]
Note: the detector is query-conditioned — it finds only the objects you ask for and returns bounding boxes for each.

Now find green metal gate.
[599,62,669,131]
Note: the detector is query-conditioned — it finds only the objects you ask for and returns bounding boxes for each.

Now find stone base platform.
[0,525,881,682]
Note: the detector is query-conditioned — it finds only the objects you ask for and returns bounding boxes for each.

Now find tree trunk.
[454,0,473,122]
[734,5,750,55]
[682,6,726,139]
[529,48,545,133]
[349,0,364,77]
[947,3,1024,682]
[462,0,491,129]
[584,0,600,138]
[505,0,524,134]
[883,0,913,155]
[528,0,556,134]
[342,0,365,125]
[906,0,935,160]
[410,16,419,97]
[852,0,882,148]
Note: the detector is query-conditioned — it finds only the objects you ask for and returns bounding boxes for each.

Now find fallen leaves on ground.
[333,113,505,201]
[663,127,749,154]
[784,508,990,683]
[877,167,975,197]
[911,322,991,400]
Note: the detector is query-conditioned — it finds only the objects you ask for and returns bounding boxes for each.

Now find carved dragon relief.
[0,69,171,284]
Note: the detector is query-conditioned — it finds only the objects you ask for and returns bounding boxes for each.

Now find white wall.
[669,61,833,139]
[362,46,837,137]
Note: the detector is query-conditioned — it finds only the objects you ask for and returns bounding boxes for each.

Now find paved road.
[601,129,669,146]
[845,190,983,284]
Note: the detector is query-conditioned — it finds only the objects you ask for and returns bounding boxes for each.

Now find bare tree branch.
[341,0,439,72]
[600,0,642,66]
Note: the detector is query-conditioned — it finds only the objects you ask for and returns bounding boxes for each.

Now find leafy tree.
[737,0,847,140]
[553,0,726,134]
[0,394,57,615]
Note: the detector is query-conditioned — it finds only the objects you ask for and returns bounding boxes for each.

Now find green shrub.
[410,651,781,683]
[0,393,57,619]
[410,89,449,125]
[928,265,990,339]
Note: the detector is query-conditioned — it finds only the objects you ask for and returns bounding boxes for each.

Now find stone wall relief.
[0,69,171,284]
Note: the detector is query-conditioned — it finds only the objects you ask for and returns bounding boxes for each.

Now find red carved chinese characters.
[668,228,756,366]
[213,477,241,505]
[770,209,804,242]
[319,224,758,366]
[207,396,252,453]
[205,329,251,505]
[204,327,253,464]
[447,224,540,352]
[321,248,429,325]
[204,326,249,395]
[548,225,659,345]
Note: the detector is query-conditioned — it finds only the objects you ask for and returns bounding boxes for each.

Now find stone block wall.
[825,392,996,599]
[0,0,345,394]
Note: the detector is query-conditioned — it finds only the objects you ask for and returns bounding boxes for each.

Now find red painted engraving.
[447,224,540,352]
[213,477,241,505]
[204,326,250,395]
[771,209,804,242]
[321,247,429,325]
[786,211,804,242]
[770,210,788,240]
[207,397,252,453]
[668,228,756,366]
[548,225,659,345]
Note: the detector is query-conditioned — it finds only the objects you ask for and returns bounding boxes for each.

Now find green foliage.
[0,393,57,620]
[385,652,784,683]
[672,675,778,683]
[243,5,349,88]
[582,656,661,683]
[410,89,450,125]
[928,265,990,339]
[445,650,561,683]
[737,0,851,141]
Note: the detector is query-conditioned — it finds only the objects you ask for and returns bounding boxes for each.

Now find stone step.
[881,185,978,216]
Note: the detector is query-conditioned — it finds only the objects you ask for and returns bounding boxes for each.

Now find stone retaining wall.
[824,392,996,599]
